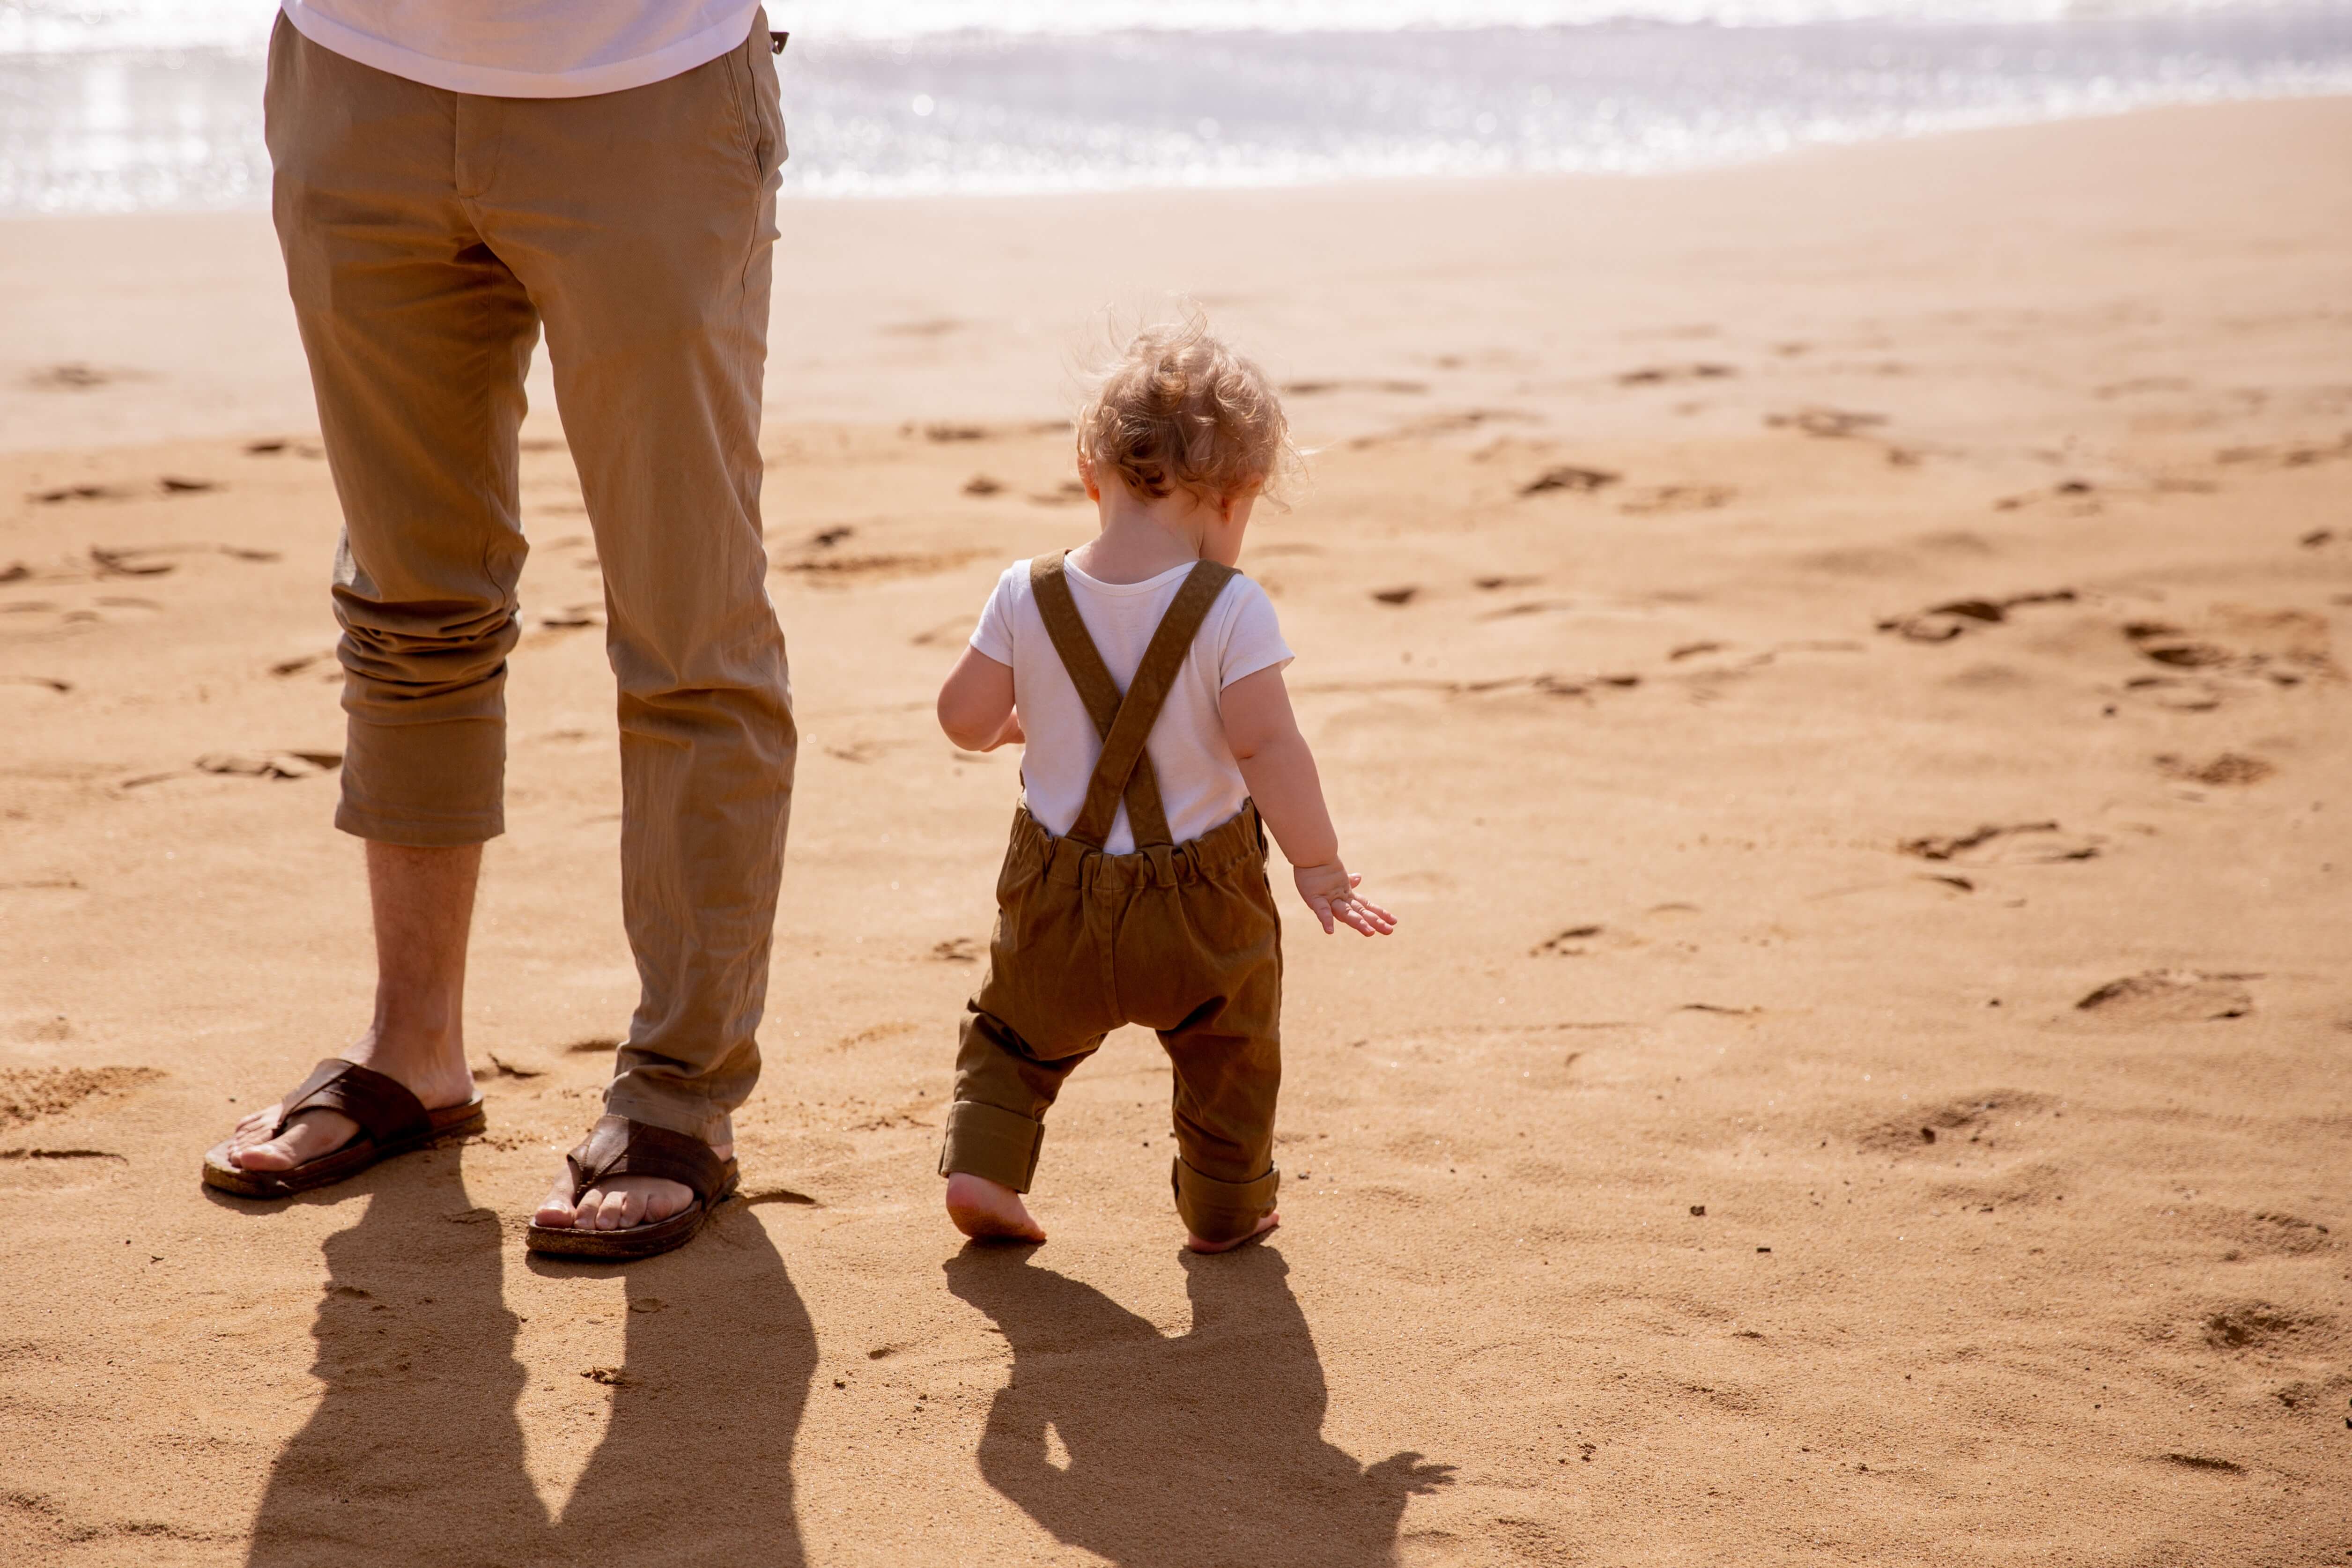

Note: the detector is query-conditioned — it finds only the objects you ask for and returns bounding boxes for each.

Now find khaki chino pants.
[941,804,1284,1244]
[265,16,793,1144]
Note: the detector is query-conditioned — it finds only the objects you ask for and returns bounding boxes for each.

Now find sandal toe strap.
[563,1115,725,1204]
[274,1058,430,1147]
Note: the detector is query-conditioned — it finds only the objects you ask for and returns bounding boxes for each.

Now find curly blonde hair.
[1076,315,1296,507]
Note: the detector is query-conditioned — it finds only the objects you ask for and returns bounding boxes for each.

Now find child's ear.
[1076,452,1100,502]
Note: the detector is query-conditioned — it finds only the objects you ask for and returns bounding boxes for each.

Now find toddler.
[933,317,1394,1253]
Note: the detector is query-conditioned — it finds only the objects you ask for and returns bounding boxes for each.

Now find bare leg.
[945,1171,1048,1244]
[224,842,484,1169]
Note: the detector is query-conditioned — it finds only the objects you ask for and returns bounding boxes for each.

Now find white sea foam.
[0,0,2327,54]
[1,1,2347,213]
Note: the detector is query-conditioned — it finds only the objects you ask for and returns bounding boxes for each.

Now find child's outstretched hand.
[1294,862,1397,937]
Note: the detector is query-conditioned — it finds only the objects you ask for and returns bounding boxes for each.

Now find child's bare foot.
[946,1172,1047,1243]
[1185,1210,1279,1254]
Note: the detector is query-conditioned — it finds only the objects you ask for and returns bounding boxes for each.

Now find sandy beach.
[2,95,2348,1565]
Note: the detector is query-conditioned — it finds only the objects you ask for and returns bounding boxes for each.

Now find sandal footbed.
[525,1167,740,1261]
[200,1099,486,1199]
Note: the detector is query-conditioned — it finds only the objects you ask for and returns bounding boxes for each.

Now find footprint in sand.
[2123,608,2339,688]
[32,484,134,505]
[25,362,128,391]
[1765,407,1885,438]
[199,750,343,780]
[1854,1089,2054,1156]
[1348,408,1537,449]
[1518,465,1618,497]
[962,474,1005,496]
[1616,363,1736,386]
[1372,586,1420,606]
[0,1148,130,1195]
[2156,752,2274,787]
[1898,821,2100,865]
[1875,588,2076,643]
[269,650,337,679]
[2204,1209,2334,1259]
[1530,924,1604,957]
[774,549,987,584]
[1618,484,1733,515]
[2200,1302,2330,1354]
[2214,433,2352,471]
[2075,970,2254,1021]
[123,750,345,789]
[1280,378,1429,396]
[0,1065,163,1129]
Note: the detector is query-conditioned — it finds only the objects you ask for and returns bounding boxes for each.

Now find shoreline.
[10,7,2351,214]
[4,95,2349,455]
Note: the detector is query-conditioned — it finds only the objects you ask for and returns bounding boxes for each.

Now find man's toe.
[233,1136,295,1171]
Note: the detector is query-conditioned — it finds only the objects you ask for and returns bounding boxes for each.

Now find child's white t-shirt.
[969,557,1293,854]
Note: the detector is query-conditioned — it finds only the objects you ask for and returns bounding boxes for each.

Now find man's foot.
[946,1172,1047,1244]
[533,1141,734,1233]
[223,1049,474,1172]
[1186,1210,1280,1254]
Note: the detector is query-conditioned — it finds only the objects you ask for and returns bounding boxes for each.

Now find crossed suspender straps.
[1029,550,1237,851]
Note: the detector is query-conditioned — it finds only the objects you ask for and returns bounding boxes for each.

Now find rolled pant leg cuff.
[602,1083,736,1148]
[336,713,507,846]
[939,1100,1045,1192]
[1171,1156,1280,1245]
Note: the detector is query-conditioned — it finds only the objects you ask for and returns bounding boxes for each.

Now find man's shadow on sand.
[946,1245,1453,1568]
[232,1148,814,1568]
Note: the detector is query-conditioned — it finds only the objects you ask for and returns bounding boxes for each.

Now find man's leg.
[471,28,794,1231]
[225,844,480,1168]
[221,21,539,1167]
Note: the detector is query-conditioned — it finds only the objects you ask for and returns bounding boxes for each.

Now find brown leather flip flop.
[201,1058,487,1199]
[525,1114,740,1262]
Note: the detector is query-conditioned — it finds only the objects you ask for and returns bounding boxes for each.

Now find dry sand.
[2,97,2349,1566]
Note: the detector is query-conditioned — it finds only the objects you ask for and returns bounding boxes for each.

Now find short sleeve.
[969,562,1022,666]
[1215,576,1294,690]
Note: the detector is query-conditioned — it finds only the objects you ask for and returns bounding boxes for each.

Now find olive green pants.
[940,802,1283,1245]
[264,15,791,1145]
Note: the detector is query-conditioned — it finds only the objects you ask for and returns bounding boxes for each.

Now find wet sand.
[2,97,2348,1566]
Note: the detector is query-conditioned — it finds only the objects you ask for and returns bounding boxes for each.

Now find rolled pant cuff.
[1171,1156,1280,1245]
[333,799,503,847]
[939,1100,1044,1192]
[601,1085,735,1148]
[335,710,508,847]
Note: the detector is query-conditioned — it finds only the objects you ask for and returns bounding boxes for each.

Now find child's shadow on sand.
[238,1150,814,1568]
[945,1245,1453,1568]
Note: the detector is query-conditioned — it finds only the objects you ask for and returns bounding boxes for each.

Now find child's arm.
[937,647,1025,751]
[1219,665,1396,938]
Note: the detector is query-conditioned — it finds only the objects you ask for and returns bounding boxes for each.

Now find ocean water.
[2,0,2348,212]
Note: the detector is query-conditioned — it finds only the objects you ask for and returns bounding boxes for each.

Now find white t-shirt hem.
[280,0,759,99]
